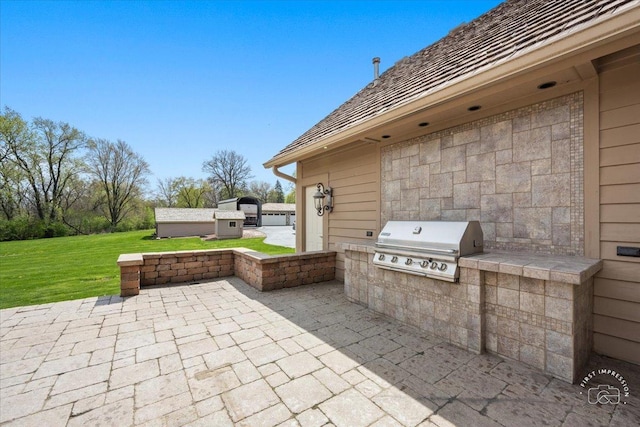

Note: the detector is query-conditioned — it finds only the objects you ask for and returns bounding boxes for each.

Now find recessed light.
[382,135,391,139]
[537,81,557,89]
[468,105,481,111]
[418,122,430,127]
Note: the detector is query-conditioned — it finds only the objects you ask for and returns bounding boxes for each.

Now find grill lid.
[373,220,483,282]
[375,220,483,256]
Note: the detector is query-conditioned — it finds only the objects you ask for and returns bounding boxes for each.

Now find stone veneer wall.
[118,249,335,296]
[381,92,584,255]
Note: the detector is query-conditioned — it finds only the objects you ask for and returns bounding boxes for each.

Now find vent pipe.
[372,57,380,85]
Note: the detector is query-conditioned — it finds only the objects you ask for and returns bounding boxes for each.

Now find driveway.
[257,226,295,249]
[1,279,639,426]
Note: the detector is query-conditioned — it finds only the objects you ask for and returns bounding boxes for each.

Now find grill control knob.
[430,261,438,270]
[378,254,385,261]
[438,263,447,271]
[420,260,429,268]
[405,258,413,266]
[391,256,398,263]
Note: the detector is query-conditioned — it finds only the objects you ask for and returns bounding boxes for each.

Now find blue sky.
[1,0,502,188]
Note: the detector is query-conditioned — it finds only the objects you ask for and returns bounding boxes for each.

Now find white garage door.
[262,213,287,226]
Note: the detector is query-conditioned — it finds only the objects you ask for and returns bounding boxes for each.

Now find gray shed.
[155,208,216,238]
[214,210,245,239]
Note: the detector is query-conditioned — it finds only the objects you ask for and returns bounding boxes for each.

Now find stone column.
[117,254,144,297]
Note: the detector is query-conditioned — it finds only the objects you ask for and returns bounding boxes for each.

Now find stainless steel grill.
[373,221,483,282]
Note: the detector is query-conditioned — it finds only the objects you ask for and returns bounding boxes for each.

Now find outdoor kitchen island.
[341,242,602,383]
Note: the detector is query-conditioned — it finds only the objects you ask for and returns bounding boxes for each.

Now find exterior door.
[305,186,323,251]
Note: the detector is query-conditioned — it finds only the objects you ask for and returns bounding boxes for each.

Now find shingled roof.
[155,208,216,223]
[266,0,636,165]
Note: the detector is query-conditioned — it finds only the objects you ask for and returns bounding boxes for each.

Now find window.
[229,221,237,228]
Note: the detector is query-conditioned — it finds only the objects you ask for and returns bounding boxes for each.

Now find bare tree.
[1,108,88,223]
[202,150,252,200]
[0,161,26,220]
[156,177,180,207]
[248,180,273,203]
[156,176,212,208]
[175,177,211,208]
[86,139,150,230]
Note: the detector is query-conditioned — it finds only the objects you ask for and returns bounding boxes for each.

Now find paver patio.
[1,278,638,426]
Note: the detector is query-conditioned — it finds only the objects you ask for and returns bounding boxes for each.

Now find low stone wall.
[234,249,335,291]
[117,249,335,296]
[341,242,602,383]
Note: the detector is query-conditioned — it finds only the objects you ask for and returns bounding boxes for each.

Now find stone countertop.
[338,242,602,285]
[459,251,602,285]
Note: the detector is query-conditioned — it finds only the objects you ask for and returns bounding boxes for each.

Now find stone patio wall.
[117,249,335,296]
[381,92,584,256]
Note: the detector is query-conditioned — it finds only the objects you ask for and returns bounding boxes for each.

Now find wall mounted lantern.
[313,183,333,216]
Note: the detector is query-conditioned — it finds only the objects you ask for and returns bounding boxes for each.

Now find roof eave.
[263,4,640,169]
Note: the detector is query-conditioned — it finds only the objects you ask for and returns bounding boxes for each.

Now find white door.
[305,186,323,251]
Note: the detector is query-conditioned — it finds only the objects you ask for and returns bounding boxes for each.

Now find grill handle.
[375,243,458,255]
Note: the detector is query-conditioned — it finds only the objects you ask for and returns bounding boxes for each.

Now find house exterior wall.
[292,40,640,364]
[156,222,215,238]
[299,143,380,280]
[593,48,640,364]
[381,92,585,256]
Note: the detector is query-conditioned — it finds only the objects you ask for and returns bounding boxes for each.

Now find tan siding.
[595,48,640,364]
[594,296,640,323]
[601,242,640,263]
[600,143,640,167]
[600,163,640,185]
[594,334,640,365]
[329,227,373,240]
[331,191,377,204]
[594,315,640,343]
[594,278,640,303]
[301,143,379,279]
[332,181,378,196]
[600,223,640,242]
[329,210,378,221]
[600,81,640,110]
[600,103,640,129]
[332,201,378,212]
[600,204,640,222]
[156,222,215,238]
[600,123,640,148]
[600,183,640,204]
[598,260,640,282]
[331,172,378,187]
[598,60,640,92]
[330,219,377,230]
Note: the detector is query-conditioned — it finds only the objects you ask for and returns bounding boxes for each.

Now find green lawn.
[0,229,294,309]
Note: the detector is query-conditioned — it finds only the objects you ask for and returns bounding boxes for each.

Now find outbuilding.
[213,210,245,239]
[154,208,216,238]
[261,203,295,226]
[217,197,262,226]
